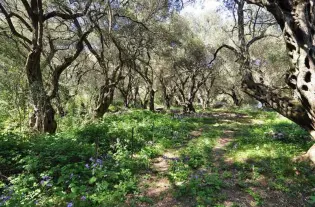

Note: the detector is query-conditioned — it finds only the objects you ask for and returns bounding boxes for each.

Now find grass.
[0,109,315,206]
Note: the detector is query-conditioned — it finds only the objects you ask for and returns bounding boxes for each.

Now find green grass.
[0,109,315,206]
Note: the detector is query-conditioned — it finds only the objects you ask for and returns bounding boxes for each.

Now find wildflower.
[0,195,11,202]
[42,175,51,180]
[85,164,89,169]
[183,156,190,162]
[81,196,86,201]
[67,202,73,207]
[47,183,53,187]
[70,173,74,179]
[89,157,94,162]
[96,159,103,165]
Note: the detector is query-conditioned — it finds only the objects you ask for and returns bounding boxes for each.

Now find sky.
[181,0,221,16]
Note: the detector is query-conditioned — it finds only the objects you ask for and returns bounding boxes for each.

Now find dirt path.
[134,151,179,207]
[127,112,305,207]
[212,129,260,207]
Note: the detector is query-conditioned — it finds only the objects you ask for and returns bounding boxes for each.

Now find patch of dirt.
[132,151,180,207]
[152,157,169,173]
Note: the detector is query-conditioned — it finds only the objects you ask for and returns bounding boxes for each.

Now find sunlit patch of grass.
[225,110,315,201]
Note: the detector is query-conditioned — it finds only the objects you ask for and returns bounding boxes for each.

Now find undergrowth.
[0,109,315,206]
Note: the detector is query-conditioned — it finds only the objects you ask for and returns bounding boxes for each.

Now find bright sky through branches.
[181,0,221,15]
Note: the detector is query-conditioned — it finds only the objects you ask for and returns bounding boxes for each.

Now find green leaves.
[89,176,97,184]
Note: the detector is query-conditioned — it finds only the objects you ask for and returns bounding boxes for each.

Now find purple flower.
[85,164,89,169]
[96,159,103,165]
[40,180,45,185]
[0,195,11,202]
[42,175,51,180]
[81,196,86,201]
[67,202,73,207]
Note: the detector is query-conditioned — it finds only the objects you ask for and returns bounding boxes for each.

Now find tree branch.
[0,3,32,45]
[208,44,239,65]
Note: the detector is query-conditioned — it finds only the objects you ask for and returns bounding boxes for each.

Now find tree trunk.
[231,90,241,107]
[133,86,140,108]
[123,96,130,108]
[26,50,57,134]
[55,93,65,117]
[183,100,195,113]
[165,95,171,109]
[243,0,315,135]
[94,86,114,118]
[149,89,155,111]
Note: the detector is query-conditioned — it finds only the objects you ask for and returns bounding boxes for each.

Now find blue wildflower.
[42,175,51,180]
[85,164,89,169]
[81,196,86,201]
[67,202,73,207]
[96,159,103,165]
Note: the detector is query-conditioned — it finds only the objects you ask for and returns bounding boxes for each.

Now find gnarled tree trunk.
[243,0,315,135]
[26,50,57,133]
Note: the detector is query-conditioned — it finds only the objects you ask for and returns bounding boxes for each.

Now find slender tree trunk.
[149,89,155,111]
[165,95,171,109]
[162,86,171,109]
[123,96,129,108]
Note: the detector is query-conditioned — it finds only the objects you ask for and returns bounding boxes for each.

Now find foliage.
[0,110,195,206]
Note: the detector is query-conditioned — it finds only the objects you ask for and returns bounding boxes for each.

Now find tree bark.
[26,50,57,133]
[149,89,155,111]
[94,86,114,118]
[165,95,171,109]
[230,89,242,107]
[242,0,315,136]
[0,0,91,133]
[183,101,196,113]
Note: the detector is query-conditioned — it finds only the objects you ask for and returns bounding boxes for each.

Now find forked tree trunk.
[183,100,196,113]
